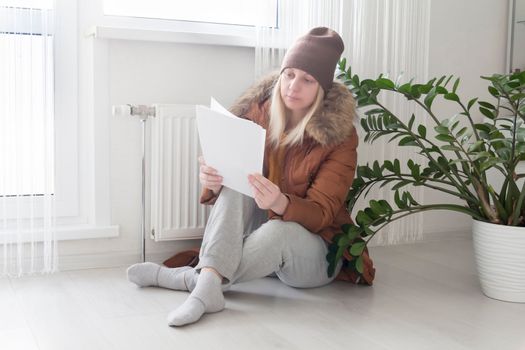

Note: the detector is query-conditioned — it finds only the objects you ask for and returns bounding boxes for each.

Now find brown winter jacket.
[168,74,375,285]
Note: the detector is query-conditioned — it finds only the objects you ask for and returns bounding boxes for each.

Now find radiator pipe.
[112,104,156,263]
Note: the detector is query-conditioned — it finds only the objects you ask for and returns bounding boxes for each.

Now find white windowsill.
[0,225,119,244]
[86,25,256,47]
[56,225,120,240]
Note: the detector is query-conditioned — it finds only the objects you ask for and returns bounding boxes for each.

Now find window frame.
[54,0,80,219]
[102,0,278,28]
[0,2,78,220]
[1,0,118,239]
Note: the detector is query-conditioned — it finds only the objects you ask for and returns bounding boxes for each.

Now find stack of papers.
[196,98,266,198]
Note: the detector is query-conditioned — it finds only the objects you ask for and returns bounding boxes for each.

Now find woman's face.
[280,68,320,116]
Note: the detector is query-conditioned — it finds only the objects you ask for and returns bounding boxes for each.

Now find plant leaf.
[408,114,416,130]
[418,125,427,138]
[479,107,496,120]
[355,255,364,273]
[488,86,499,97]
[453,77,460,93]
[444,93,460,102]
[356,211,373,226]
[441,145,462,151]
[370,200,387,215]
[467,98,478,111]
[394,159,401,174]
[435,134,456,142]
[399,136,418,146]
[376,78,395,89]
[350,241,366,256]
[424,87,438,109]
[479,101,496,110]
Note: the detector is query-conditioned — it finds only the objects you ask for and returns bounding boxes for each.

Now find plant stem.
[363,173,478,204]
[363,203,485,244]
[457,100,481,141]
[373,99,478,202]
[409,99,480,191]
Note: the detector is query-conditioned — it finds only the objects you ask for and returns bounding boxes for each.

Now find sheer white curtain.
[345,0,431,245]
[254,0,343,79]
[255,0,431,245]
[0,1,58,276]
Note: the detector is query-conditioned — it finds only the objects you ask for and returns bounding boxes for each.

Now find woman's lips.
[286,95,300,101]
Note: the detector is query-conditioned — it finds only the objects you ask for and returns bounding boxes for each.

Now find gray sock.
[167,269,225,326]
[127,262,197,291]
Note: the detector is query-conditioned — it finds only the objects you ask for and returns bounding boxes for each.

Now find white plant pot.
[472,219,525,303]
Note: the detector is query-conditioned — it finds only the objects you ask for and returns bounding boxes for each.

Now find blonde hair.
[268,76,325,149]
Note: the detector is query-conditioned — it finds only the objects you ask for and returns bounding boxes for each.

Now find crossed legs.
[127,187,341,326]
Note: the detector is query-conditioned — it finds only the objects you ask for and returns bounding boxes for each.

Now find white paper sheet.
[196,98,266,197]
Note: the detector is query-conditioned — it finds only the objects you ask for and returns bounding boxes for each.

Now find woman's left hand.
[248,173,289,215]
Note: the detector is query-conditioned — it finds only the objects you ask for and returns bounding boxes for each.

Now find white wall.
[58,39,255,269]
[421,0,508,239]
[58,0,510,269]
[513,0,525,70]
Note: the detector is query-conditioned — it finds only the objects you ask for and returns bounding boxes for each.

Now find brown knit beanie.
[280,27,345,93]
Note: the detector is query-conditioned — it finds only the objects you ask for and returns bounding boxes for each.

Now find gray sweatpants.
[194,187,342,290]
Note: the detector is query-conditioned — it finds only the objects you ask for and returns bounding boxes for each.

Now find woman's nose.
[288,78,299,91]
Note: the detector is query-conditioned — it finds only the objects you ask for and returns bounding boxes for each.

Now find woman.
[127,27,373,327]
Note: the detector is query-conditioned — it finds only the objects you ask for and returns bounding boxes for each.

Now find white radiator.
[150,104,210,241]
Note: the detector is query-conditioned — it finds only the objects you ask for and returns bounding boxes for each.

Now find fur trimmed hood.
[229,73,357,147]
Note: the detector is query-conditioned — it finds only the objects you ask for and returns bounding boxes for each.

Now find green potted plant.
[327,58,525,302]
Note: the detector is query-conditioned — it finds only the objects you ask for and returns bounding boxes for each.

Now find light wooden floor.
[1,237,525,350]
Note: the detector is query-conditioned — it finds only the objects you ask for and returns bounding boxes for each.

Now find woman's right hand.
[198,156,223,195]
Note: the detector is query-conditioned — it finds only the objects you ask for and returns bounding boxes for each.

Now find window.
[1,0,81,221]
[0,2,54,197]
[103,0,278,27]
[1,0,117,239]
